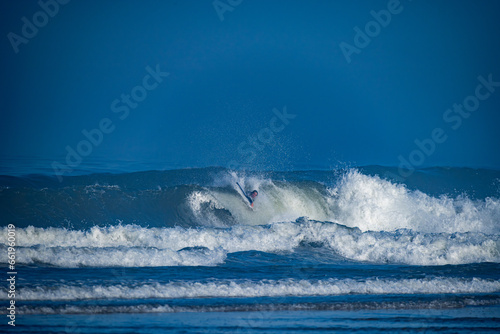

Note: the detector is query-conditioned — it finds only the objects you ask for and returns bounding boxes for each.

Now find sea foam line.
[16,297,500,315]
[10,277,500,301]
[1,220,499,266]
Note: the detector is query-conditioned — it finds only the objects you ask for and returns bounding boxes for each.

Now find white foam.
[207,170,500,234]
[329,170,500,234]
[1,220,498,266]
[11,245,226,267]
[11,277,500,301]
[187,191,229,227]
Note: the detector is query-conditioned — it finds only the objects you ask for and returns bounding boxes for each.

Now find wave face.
[1,166,499,317]
[1,167,499,233]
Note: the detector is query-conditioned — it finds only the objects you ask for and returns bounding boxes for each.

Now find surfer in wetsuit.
[236,182,258,207]
[248,190,258,207]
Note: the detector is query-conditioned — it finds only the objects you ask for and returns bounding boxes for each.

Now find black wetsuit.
[246,194,254,205]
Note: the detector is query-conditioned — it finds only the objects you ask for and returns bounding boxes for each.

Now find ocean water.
[1,165,500,333]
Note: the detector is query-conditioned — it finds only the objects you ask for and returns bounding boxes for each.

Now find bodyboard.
[236,182,254,209]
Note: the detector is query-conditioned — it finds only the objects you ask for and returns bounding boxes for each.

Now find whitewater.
[1,166,499,332]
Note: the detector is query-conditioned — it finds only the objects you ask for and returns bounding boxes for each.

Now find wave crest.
[1,219,498,267]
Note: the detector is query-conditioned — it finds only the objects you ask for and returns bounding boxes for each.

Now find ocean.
[1,165,499,333]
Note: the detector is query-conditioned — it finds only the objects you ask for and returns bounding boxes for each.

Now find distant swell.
[16,298,500,315]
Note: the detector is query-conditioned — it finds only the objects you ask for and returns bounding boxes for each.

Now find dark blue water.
[1,165,499,333]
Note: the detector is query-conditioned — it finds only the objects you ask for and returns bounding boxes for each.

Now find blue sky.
[1,0,500,172]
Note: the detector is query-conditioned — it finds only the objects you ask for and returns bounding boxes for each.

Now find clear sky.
[1,0,500,172]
